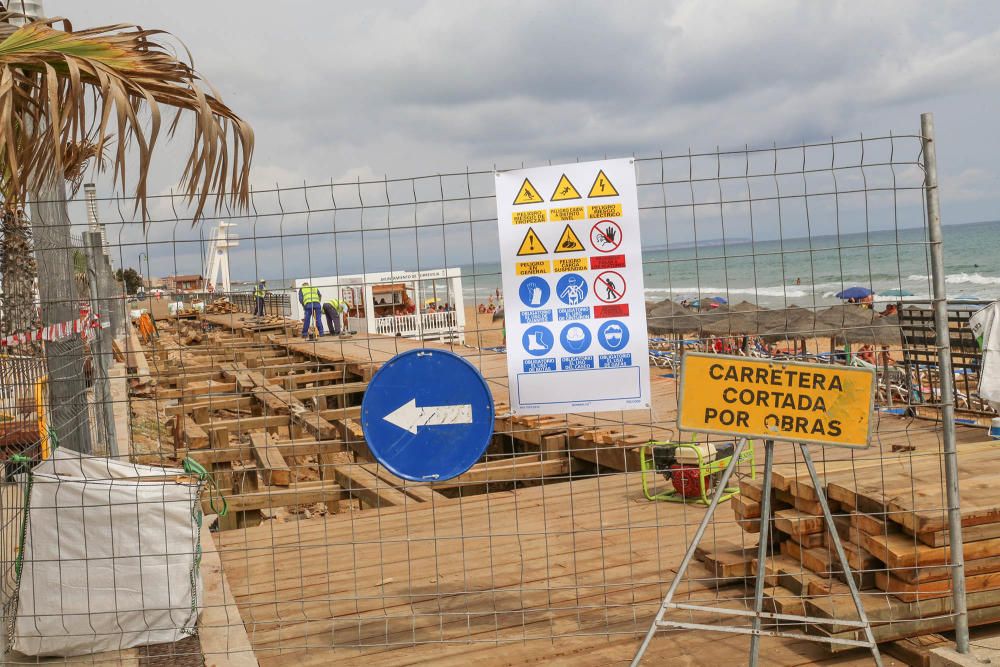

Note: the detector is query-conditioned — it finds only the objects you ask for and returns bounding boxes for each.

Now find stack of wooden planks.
[713,440,1000,651]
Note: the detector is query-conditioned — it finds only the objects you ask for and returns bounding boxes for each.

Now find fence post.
[84,232,118,457]
[921,111,968,653]
[31,179,92,454]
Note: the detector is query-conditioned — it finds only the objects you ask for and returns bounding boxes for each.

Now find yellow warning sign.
[553,257,589,273]
[588,170,619,198]
[550,206,585,221]
[513,178,543,205]
[516,260,551,275]
[554,224,585,253]
[588,203,623,218]
[512,209,547,225]
[550,174,582,201]
[516,227,548,256]
[677,353,875,449]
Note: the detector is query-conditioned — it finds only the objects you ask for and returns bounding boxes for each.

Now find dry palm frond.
[62,139,106,195]
[0,12,253,222]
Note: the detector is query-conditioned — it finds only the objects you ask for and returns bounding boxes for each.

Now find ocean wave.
[907,273,1000,286]
[644,286,810,299]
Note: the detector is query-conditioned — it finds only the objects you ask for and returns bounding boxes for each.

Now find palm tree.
[0,9,254,220]
[0,7,254,451]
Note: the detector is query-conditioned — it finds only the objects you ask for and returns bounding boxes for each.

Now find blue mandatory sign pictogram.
[556,273,588,306]
[597,320,630,351]
[522,325,554,356]
[360,349,495,482]
[559,323,592,354]
[518,276,550,308]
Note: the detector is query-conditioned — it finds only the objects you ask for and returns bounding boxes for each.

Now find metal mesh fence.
[0,115,991,664]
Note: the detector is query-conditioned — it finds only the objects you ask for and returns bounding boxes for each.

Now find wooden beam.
[333,465,412,509]
[249,433,291,487]
[429,456,580,489]
[178,438,345,465]
[290,381,368,400]
[317,406,363,421]
[197,518,261,666]
[282,369,350,388]
[357,464,444,503]
[207,481,342,513]
[165,396,255,416]
[158,381,238,400]
[203,414,292,432]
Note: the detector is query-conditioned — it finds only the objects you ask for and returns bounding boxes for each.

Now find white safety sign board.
[496,159,651,415]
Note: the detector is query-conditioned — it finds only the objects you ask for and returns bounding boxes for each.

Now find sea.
[462,219,1000,310]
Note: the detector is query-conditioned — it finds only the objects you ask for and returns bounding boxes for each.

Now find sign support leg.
[632,438,882,666]
[630,437,749,667]
[799,443,883,666]
[748,439,774,666]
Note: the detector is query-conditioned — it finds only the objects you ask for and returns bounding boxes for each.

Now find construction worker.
[253,280,266,316]
[323,296,348,336]
[298,281,324,338]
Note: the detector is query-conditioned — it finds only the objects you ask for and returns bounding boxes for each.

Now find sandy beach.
[463,305,505,348]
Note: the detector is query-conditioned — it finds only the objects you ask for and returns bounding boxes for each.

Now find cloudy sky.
[44,0,1000,283]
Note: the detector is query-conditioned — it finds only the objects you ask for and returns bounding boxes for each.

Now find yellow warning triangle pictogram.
[588,169,619,198]
[513,178,543,205]
[550,174,582,201]
[554,224,585,253]
[516,226,548,256]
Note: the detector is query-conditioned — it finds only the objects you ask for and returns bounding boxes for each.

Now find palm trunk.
[0,206,42,354]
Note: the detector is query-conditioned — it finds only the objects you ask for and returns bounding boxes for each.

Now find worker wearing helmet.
[254,280,267,316]
[298,282,324,338]
[323,296,348,336]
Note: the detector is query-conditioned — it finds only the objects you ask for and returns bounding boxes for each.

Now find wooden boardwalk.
[187,311,983,664]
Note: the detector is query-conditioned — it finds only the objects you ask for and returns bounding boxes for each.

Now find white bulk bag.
[13,449,204,657]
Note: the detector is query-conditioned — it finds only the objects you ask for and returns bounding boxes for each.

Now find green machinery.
[639,440,756,505]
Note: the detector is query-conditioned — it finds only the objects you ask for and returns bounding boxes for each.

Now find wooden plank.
[862,531,1000,569]
[290,381,368,400]
[198,518,260,667]
[333,465,412,509]
[282,369,350,388]
[875,568,1000,602]
[884,634,950,667]
[183,417,210,450]
[429,457,579,489]
[912,520,1000,548]
[695,540,755,581]
[773,509,823,539]
[203,414,292,432]
[357,464,442,504]
[209,482,342,513]
[179,438,345,465]
[158,381,238,400]
[249,433,291,487]
[165,396,255,416]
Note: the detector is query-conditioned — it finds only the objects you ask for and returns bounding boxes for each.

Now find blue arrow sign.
[361,349,495,482]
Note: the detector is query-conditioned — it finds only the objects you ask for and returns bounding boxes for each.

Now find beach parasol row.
[644,298,901,344]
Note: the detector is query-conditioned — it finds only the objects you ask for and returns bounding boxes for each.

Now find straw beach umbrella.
[647,301,703,336]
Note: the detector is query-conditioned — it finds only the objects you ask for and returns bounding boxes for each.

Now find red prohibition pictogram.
[593,270,626,303]
[590,220,622,253]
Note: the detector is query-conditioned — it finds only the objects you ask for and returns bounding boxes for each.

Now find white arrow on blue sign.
[361,349,495,482]
[383,398,473,435]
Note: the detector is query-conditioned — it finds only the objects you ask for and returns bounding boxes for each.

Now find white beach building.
[289,267,466,343]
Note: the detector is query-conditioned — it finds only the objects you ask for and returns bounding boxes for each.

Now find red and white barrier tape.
[0,314,103,348]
